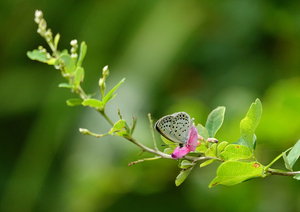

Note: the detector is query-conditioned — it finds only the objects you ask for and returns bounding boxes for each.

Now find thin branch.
[148,113,158,150]
[267,168,300,177]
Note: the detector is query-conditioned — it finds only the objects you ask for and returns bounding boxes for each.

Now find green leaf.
[54,33,60,50]
[233,135,257,150]
[205,143,217,157]
[200,159,218,168]
[77,41,87,67]
[60,53,76,74]
[240,98,262,151]
[109,119,130,137]
[66,98,83,106]
[102,78,125,106]
[217,141,228,156]
[220,144,252,161]
[287,139,300,169]
[46,58,58,65]
[160,136,177,149]
[195,142,208,153]
[74,67,84,88]
[163,147,175,154]
[175,167,193,186]
[58,83,75,89]
[294,173,300,180]
[196,124,209,140]
[205,106,226,138]
[82,99,103,109]
[209,161,263,187]
[180,160,194,169]
[27,50,48,63]
[283,152,292,171]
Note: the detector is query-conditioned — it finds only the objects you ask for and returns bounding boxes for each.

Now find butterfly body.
[155,112,194,145]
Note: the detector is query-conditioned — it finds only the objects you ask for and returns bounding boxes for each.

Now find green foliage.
[220,144,252,161]
[109,119,131,137]
[286,139,300,170]
[175,167,193,186]
[196,124,209,140]
[82,99,104,109]
[102,78,125,106]
[27,49,49,63]
[66,98,83,106]
[205,106,226,138]
[200,159,218,168]
[77,41,87,67]
[60,53,76,74]
[240,98,262,151]
[209,161,264,187]
[26,9,300,199]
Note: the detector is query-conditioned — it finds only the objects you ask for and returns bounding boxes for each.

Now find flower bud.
[102,65,109,77]
[34,10,43,23]
[99,78,106,90]
[70,39,78,47]
[39,19,47,31]
[207,138,218,143]
[71,53,78,59]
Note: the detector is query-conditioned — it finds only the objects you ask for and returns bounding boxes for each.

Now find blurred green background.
[1,0,300,211]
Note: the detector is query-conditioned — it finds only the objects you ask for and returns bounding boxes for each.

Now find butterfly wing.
[155,115,184,144]
[171,112,194,144]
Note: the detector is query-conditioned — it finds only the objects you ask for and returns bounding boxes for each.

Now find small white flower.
[70,39,78,46]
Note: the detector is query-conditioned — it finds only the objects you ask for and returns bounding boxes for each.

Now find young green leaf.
[74,67,84,88]
[195,142,208,153]
[220,144,252,161]
[175,167,193,186]
[27,50,48,63]
[180,160,194,169]
[196,124,209,140]
[205,143,217,157]
[209,161,263,187]
[294,173,300,180]
[109,119,131,137]
[66,98,83,106]
[102,78,125,106]
[200,159,218,168]
[54,33,60,50]
[240,98,262,151]
[286,139,300,170]
[205,106,226,138]
[77,41,87,67]
[60,53,76,74]
[217,141,228,156]
[82,99,103,109]
[233,135,256,150]
[160,136,177,149]
[164,147,175,154]
[58,83,75,89]
[283,152,292,171]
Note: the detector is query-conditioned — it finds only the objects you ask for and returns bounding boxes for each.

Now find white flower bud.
[70,39,78,47]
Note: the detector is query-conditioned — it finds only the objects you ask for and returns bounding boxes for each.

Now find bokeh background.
[1,0,300,211]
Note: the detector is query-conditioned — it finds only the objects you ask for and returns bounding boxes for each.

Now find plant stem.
[148,113,158,150]
[267,168,300,177]
[264,147,292,172]
[98,110,114,126]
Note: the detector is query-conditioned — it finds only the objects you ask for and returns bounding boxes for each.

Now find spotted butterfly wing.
[171,112,194,143]
[155,112,194,145]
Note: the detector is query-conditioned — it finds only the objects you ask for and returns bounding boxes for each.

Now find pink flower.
[171,126,198,159]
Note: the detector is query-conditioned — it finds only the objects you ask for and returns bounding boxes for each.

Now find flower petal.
[186,126,198,151]
[171,146,191,159]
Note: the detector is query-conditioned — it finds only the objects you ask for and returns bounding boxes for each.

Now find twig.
[148,113,158,150]
[267,168,300,177]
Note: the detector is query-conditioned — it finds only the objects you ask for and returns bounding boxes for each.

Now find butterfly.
[155,112,194,147]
